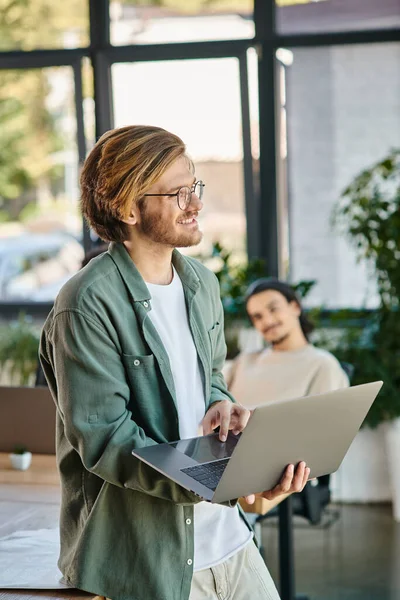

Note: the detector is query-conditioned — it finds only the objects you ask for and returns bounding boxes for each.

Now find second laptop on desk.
[132,381,383,503]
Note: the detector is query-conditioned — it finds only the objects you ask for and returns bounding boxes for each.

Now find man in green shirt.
[40,125,310,600]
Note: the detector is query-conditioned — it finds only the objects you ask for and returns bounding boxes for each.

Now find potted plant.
[312,310,392,503]
[9,444,32,470]
[0,314,40,385]
[332,148,400,516]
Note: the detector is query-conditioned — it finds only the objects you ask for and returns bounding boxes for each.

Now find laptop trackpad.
[170,432,240,464]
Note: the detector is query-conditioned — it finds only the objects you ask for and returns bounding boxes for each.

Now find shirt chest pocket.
[208,321,221,355]
[122,353,161,417]
[122,353,156,378]
[121,353,178,440]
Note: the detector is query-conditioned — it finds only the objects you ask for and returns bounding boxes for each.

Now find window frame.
[0,0,398,318]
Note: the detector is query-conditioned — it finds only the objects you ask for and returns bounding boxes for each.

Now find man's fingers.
[219,405,231,441]
[202,401,251,441]
[264,463,295,499]
[301,467,310,490]
[280,463,295,493]
[260,463,311,501]
[232,406,251,435]
[292,461,306,493]
[201,409,220,435]
[201,412,214,436]
[244,494,255,504]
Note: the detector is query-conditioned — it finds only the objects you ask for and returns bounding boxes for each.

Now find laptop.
[132,381,383,503]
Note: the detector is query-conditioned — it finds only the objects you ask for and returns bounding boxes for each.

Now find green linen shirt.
[40,241,249,600]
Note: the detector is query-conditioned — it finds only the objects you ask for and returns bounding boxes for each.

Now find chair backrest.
[340,361,354,381]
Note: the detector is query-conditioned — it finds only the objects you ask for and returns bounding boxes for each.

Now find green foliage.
[0,97,31,200]
[12,444,29,455]
[0,0,88,51]
[207,242,315,322]
[331,148,400,426]
[333,148,400,306]
[312,309,395,428]
[201,242,316,358]
[200,242,266,358]
[0,67,67,217]
[209,242,266,325]
[18,201,41,223]
[0,0,87,216]
[0,315,40,385]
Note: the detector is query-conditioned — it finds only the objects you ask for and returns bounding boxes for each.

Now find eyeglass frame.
[143,180,205,211]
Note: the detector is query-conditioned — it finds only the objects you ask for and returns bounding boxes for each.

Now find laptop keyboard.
[181,458,229,491]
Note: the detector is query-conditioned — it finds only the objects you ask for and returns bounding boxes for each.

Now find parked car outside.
[0,233,84,302]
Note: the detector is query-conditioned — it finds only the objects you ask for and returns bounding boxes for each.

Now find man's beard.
[139,204,203,248]
[271,332,290,347]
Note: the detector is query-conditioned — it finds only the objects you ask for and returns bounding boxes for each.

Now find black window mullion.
[276,27,400,48]
[92,51,114,138]
[89,0,110,48]
[105,39,253,63]
[254,0,280,277]
[0,48,87,69]
[73,60,87,168]
[238,52,258,261]
[73,59,92,255]
[90,0,113,139]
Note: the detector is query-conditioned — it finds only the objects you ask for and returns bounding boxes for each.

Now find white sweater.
[227,345,349,409]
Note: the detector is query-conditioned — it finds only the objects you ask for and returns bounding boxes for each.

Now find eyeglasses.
[143,180,205,211]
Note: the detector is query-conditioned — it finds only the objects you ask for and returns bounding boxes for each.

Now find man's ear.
[121,202,139,226]
[290,300,301,317]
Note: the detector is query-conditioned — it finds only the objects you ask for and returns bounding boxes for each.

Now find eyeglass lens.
[177,181,204,210]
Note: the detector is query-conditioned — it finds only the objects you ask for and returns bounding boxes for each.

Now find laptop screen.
[170,432,240,465]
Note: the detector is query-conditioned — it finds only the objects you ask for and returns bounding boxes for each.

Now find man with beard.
[227,278,349,513]
[40,125,310,600]
[228,278,349,406]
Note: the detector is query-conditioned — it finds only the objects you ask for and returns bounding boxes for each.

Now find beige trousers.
[189,542,281,600]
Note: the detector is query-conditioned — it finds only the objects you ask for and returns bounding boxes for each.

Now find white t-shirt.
[146,267,252,571]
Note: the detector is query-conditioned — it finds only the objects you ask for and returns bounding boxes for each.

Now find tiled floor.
[262,503,400,600]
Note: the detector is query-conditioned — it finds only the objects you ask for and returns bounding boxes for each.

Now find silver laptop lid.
[212,381,383,503]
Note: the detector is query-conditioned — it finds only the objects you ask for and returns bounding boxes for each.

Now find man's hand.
[244,461,310,505]
[201,399,251,442]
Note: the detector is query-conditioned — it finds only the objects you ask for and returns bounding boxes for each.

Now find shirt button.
[133,359,140,366]
[143,301,149,308]
[187,559,193,566]
[185,518,191,525]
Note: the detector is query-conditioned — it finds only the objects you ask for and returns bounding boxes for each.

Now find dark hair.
[245,277,315,341]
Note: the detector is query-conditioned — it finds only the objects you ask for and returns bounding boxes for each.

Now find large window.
[286,42,400,308]
[112,57,248,257]
[110,1,254,45]
[0,67,84,302]
[0,0,399,312]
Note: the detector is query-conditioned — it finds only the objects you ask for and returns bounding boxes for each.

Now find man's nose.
[261,314,274,329]
[190,191,203,212]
